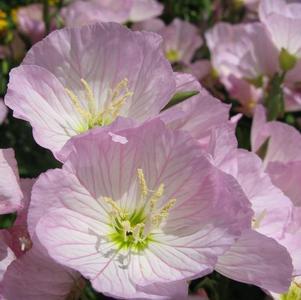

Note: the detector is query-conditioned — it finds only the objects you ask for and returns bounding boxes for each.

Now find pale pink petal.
[5,65,81,155]
[62,0,132,26]
[129,0,163,22]
[206,22,278,79]
[184,60,211,81]
[259,0,301,56]
[2,243,82,300]
[230,150,292,238]
[267,161,301,207]
[29,168,110,238]
[160,75,230,142]
[8,179,35,257]
[0,236,15,282]
[216,230,293,293]
[278,207,301,275]
[17,4,46,44]
[132,18,165,32]
[160,18,203,64]
[251,104,268,153]
[0,149,23,214]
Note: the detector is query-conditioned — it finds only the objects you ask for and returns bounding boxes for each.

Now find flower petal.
[216,230,293,293]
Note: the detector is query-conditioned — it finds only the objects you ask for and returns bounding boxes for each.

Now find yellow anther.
[160,198,177,217]
[65,88,91,120]
[80,78,95,113]
[252,210,266,229]
[137,169,148,198]
[108,78,133,118]
[151,198,177,228]
[149,184,164,211]
[104,197,126,219]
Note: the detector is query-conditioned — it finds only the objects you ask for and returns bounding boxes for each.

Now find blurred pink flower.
[206,22,278,114]
[250,105,301,281]
[5,22,176,156]
[201,122,294,292]
[34,118,252,299]
[0,149,23,214]
[62,0,163,27]
[1,179,83,300]
[17,4,56,44]
[134,18,203,65]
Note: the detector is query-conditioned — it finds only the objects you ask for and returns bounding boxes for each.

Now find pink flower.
[62,0,163,27]
[34,118,252,299]
[0,149,23,214]
[0,234,15,283]
[5,22,176,156]
[135,18,203,65]
[250,106,301,277]
[16,4,56,44]
[206,22,278,113]
[252,105,301,206]
[259,0,301,91]
[201,123,294,292]
[1,178,83,300]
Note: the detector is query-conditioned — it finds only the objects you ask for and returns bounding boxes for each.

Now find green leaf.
[162,90,199,110]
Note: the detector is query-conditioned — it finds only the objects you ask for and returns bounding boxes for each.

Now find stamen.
[151,198,176,228]
[80,78,96,113]
[137,169,148,198]
[104,197,127,219]
[149,184,164,211]
[65,88,91,120]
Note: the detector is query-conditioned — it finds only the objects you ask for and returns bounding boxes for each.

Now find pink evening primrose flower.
[5,22,177,156]
[0,148,23,214]
[206,21,278,114]
[34,118,252,299]
[1,179,83,300]
[252,105,301,207]
[250,106,301,273]
[259,0,301,91]
[62,0,163,27]
[134,18,203,65]
[197,122,294,292]
[16,4,56,44]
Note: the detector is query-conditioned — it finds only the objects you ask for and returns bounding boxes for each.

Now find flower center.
[65,78,133,133]
[166,49,180,63]
[105,169,176,252]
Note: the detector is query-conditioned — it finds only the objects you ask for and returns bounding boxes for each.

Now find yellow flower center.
[105,169,176,252]
[166,49,180,63]
[65,78,133,133]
